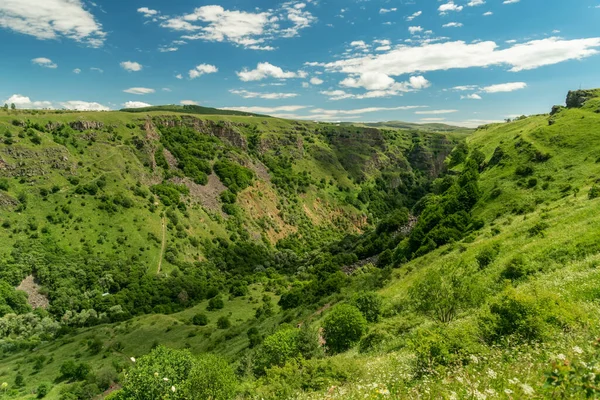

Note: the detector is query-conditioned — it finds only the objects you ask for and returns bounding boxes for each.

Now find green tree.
[352,292,383,323]
[14,373,24,387]
[10,103,16,110]
[192,313,208,326]
[217,316,231,329]
[409,263,476,323]
[207,295,224,311]
[37,382,51,398]
[184,354,237,400]
[322,304,367,354]
[2,103,7,111]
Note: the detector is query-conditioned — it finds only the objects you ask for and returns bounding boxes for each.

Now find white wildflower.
[474,389,487,400]
[504,389,513,395]
[470,354,479,364]
[521,384,535,396]
[163,377,169,381]
[130,357,136,363]
[557,353,566,360]
[171,386,176,393]
[573,346,583,355]
[449,392,458,400]
[154,372,159,378]
[487,369,497,379]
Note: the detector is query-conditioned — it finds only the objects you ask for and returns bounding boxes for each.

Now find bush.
[0,179,9,191]
[409,263,478,323]
[322,304,367,354]
[192,313,208,326]
[37,382,51,398]
[352,292,383,323]
[184,354,237,400]
[60,361,91,381]
[359,329,392,353]
[501,255,531,281]
[207,295,224,311]
[589,185,600,200]
[120,346,195,400]
[479,288,579,344]
[217,316,231,329]
[476,244,500,269]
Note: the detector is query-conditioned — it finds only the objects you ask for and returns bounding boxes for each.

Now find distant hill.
[120,104,266,117]
[352,120,474,133]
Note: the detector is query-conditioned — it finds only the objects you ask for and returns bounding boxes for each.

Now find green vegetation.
[3,88,600,399]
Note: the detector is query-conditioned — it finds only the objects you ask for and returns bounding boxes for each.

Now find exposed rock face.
[69,121,105,131]
[550,105,565,115]
[566,90,596,108]
[152,116,248,150]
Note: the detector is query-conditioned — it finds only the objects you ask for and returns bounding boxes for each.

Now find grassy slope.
[283,98,600,398]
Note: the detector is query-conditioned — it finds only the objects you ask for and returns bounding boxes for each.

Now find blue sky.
[0,0,599,126]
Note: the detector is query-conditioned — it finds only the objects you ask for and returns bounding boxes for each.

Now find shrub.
[192,313,208,326]
[409,263,477,323]
[60,361,92,381]
[120,346,195,400]
[217,316,231,329]
[352,292,383,323]
[359,329,392,353]
[589,185,600,200]
[207,295,224,311]
[37,382,51,398]
[476,244,500,269]
[501,255,531,281]
[184,354,237,400]
[322,304,367,354]
[0,179,9,191]
[479,288,579,344]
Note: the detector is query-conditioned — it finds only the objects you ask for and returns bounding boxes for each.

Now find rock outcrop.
[566,90,597,108]
[69,121,104,131]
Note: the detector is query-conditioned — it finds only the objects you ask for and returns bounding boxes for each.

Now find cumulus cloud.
[180,100,199,105]
[189,64,218,79]
[461,93,482,100]
[438,1,464,14]
[310,77,324,85]
[237,62,307,81]
[467,0,485,6]
[229,89,298,99]
[312,37,600,83]
[408,26,423,35]
[220,105,308,114]
[123,101,152,108]
[137,7,158,17]
[482,82,527,93]
[156,2,315,50]
[123,87,155,95]
[0,0,106,47]
[120,61,143,72]
[59,100,109,111]
[443,22,463,28]
[73,68,81,74]
[379,8,397,14]
[3,94,52,109]
[32,57,57,68]
[331,74,430,99]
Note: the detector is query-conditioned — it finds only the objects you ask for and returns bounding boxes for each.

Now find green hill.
[120,104,265,117]
[2,89,600,399]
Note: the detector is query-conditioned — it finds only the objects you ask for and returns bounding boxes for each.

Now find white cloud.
[120,61,143,72]
[229,89,298,99]
[467,0,485,6]
[157,2,315,50]
[406,11,422,21]
[220,105,308,114]
[482,82,527,93]
[3,94,52,109]
[59,101,109,111]
[483,11,493,16]
[137,7,158,17]
[0,0,106,47]
[310,106,427,115]
[237,62,306,81]
[90,67,103,73]
[409,26,423,35]
[73,68,81,74]
[379,8,397,14]
[503,0,520,4]
[461,93,482,100]
[123,101,152,108]
[123,87,155,95]
[162,88,172,92]
[158,46,178,52]
[310,77,324,85]
[443,22,463,28]
[415,109,459,114]
[438,2,464,14]
[189,64,218,79]
[31,57,57,68]
[175,74,183,79]
[180,100,199,105]
[313,37,600,83]
[323,75,430,100]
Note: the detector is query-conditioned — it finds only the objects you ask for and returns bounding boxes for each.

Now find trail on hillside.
[157,216,166,274]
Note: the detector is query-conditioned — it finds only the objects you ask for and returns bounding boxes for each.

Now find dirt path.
[157,216,166,274]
